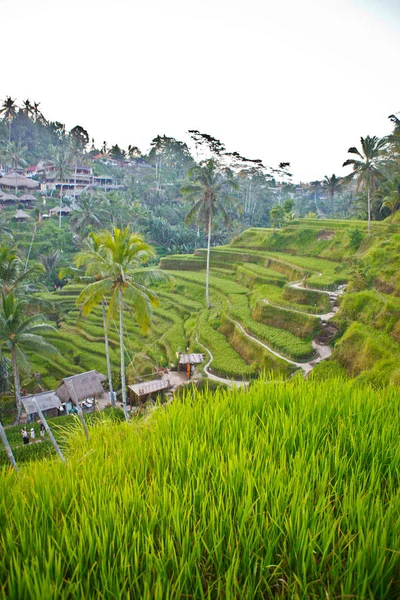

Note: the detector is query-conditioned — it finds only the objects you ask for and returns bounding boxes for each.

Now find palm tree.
[76,227,166,419]
[0,97,17,141]
[0,245,44,296]
[50,148,73,229]
[70,191,106,234]
[0,291,58,423]
[68,137,85,202]
[322,174,344,216]
[21,99,33,119]
[181,159,238,308]
[378,178,400,221]
[0,141,28,192]
[343,136,387,234]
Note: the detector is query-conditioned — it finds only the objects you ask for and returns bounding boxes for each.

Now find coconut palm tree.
[0,291,58,423]
[68,137,85,202]
[322,174,344,216]
[181,159,238,308]
[0,245,44,296]
[378,177,400,221]
[0,97,17,141]
[76,227,167,419]
[0,141,28,192]
[70,191,107,234]
[50,148,73,229]
[343,136,387,234]
[21,99,33,119]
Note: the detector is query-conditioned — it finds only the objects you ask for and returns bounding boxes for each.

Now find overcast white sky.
[1,0,399,181]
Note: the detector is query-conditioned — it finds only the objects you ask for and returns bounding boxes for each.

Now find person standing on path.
[39,421,45,438]
[21,427,29,445]
[30,427,35,440]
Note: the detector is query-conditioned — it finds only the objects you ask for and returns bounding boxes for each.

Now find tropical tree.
[0,97,17,141]
[343,136,387,234]
[50,148,73,229]
[21,99,33,119]
[0,245,44,296]
[76,227,166,418]
[181,159,238,308]
[270,204,285,229]
[68,137,85,202]
[0,141,28,192]
[322,174,344,216]
[70,191,107,234]
[0,291,57,423]
[378,177,400,221]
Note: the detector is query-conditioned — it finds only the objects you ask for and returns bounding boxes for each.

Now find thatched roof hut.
[0,192,19,204]
[22,390,61,415]
[0,173,40,190]
[13,209,31,221]
[178,353,204,365]
[56,371,106,404]
[128,379,172,400]
[49,206,73,216]
[19,193,37,202]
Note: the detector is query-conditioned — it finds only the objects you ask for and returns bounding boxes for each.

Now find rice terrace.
[1,93,400,599]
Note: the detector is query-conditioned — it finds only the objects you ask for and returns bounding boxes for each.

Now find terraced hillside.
[26,218,400,391]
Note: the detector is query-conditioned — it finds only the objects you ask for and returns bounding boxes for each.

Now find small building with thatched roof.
[178,353,204,379]
[0,173,40,191]
[22,390,62,419]
[13,209,31,221]
[19,193,37,203]
[56,371,106,407]
[0,191,18,204]
[49,206,73,217]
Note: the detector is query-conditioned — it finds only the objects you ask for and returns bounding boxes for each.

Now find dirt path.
[197,279,345,382]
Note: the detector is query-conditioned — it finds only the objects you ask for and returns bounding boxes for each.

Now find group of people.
[20,422,45,445]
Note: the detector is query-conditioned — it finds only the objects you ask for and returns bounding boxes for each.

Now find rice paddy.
[1,378,400,599]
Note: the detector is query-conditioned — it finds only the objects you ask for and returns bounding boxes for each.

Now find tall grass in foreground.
[1,378,400,599]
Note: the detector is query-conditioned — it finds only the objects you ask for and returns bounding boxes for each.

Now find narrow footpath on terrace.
[197,277,345,384]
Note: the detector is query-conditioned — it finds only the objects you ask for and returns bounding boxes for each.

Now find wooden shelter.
[13,209,31,221]
[128,379,172,404]
[49,206,73,217]
[19,193,36,205]
[56,371,106,408]
[22,390,62,419]
[178,353,204,378]
[0,192,18,204]
[0,173,39,191]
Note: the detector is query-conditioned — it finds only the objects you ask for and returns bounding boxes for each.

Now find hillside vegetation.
[21,218,400,391]
[1,378,400,599]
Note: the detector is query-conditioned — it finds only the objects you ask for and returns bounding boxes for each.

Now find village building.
[22,390,62,421]
[56,371,106,412]
[0,172,40,192]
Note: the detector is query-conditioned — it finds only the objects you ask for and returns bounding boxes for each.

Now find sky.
[1,0,399,182]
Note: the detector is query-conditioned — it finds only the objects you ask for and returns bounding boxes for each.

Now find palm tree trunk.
[102,298,115,406]
[74,159,77,203]
[0,421,17,469]
[367,185,371,235]
[11,345,22,425]
[59,185,63,230]
[33,398,65,463]
[119,287,129,421]
[330,191,334,216]
[206,210,212,309]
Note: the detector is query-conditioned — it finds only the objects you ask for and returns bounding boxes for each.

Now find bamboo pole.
[0,421,18,469]
[32,399,66,464]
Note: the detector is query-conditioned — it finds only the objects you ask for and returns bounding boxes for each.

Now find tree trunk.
[11,345,22,425]
[119,288,129,421]
[367,184,371,235]
[74,159,77,203]
[102,298,115,406]
[206,210,212,309]
[33,398,66,464]
[330,191,334,216]
[58,185,63,230]
[0,421,17,469]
